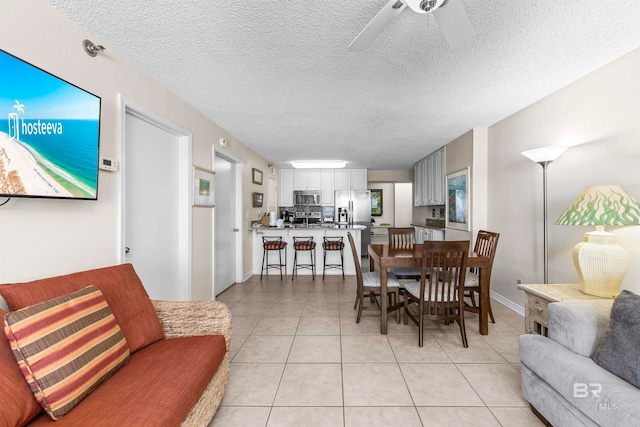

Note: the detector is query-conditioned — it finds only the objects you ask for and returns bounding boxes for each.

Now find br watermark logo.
[7,100,63,141]
[573,383,618,411]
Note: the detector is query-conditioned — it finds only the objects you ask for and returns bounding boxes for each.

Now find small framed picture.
[252,192,263,207]
[193,166,215,207]
[252,168,263,185]
[371,189,383,216]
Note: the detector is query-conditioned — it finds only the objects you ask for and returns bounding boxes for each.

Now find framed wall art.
[252,168,263,185]
[252,192,263,207]
[446,167,470,230]
[370,189,383,216]
[193,166,215,207]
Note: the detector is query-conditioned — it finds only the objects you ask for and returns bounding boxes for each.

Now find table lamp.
[556,185,640,297]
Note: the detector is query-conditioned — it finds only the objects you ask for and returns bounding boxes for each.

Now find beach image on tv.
[0,50,100,199]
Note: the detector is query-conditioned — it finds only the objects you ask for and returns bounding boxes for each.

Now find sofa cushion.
[548,300,613,357]
[4,286,130,420]
[520,334,640,427]
[0,308,43,426]
[0,264,164,353]
[26,335,227,426]
[592,290,640,388]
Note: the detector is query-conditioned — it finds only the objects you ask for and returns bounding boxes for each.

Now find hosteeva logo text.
[7,100,63,141]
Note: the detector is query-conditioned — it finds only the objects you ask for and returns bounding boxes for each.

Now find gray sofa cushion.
[592,290,640,388]
[548,300,613,357]
[520,334,640,427]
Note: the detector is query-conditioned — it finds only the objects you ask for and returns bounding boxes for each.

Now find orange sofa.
[0,264,231,426]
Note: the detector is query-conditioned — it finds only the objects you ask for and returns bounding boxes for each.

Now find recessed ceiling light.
[291,161,347,169]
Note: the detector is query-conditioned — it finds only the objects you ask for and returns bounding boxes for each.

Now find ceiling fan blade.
[432,0,476,50]
[349,0,406,51]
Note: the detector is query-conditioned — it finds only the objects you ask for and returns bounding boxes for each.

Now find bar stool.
[292,236,316,280]
[322,236,345,279]
[261,236,287,280]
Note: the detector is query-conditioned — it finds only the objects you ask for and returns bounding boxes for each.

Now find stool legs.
[322,246,345,279]
[293,248,315,280]
[261,245,286,280]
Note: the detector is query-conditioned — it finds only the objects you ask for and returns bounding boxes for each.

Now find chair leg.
[458,314,468,348]
[261,248,266,279]
[469,291,477,307]
[341,248,344,279]
[356,290,363,323]
[403,295,409,325]
[488,300,495,323]
[418,304,424,347]
[395,290,401,324]
[292,249,297,280]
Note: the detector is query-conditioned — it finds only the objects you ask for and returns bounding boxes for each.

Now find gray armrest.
[548,300,613,357]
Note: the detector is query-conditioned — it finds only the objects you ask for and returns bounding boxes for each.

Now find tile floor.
[210,272,544,427]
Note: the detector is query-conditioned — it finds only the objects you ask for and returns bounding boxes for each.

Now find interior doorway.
[213,149,243,296]
[119,96,192,300]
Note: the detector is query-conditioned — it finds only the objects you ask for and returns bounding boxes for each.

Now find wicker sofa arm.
[152,300,231,351]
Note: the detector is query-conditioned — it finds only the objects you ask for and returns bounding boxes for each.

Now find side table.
[517,284,612,336]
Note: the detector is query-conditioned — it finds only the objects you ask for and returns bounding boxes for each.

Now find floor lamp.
[522,146,568,283]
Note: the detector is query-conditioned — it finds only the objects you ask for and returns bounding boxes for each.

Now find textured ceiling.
[49,0,640,170]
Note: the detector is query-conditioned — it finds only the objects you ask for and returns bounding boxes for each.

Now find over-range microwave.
[294,190,322,206]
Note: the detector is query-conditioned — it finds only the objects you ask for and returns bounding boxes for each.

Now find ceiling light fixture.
[291,161,347,169]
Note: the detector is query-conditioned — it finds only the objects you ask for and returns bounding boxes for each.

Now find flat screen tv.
[0,49,101,200]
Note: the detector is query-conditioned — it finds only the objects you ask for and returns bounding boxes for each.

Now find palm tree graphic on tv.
[8,99,24,141]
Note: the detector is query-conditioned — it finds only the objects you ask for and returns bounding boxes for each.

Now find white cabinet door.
[424,156,433,205]
[433,148,445,205]
[432,229,444,241]
[321,169,335,205]
[307,169,322,190]
[279,169,294,206]
[335,169,351,190]
[293,169,307,190]
[350,169,368,190]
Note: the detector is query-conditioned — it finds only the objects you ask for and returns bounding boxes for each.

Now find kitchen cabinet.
[336,169,367,191]
[413,147,446,206]
[414,226,444,243]
[279,168,294,206]
[321,169,335,206]
[293,169,321,190]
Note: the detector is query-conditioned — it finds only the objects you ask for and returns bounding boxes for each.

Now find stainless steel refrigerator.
[335,190,371,255]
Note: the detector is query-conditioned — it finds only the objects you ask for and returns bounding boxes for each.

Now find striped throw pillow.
[3,285,130,420]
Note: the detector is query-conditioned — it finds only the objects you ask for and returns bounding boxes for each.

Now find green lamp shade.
[556,185,640,227]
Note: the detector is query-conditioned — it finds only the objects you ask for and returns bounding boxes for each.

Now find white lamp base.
[573,230,629,298]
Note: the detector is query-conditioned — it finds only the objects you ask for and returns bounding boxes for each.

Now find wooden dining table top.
[367,243,491,335]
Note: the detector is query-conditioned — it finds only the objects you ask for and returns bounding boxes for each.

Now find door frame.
[213,146,244,291]
[118,95,193,300]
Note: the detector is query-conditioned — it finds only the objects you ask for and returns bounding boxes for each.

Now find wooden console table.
[517,284,612,336]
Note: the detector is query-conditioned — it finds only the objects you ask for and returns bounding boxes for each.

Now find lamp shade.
[556,185,640,226]
[521,146,568,163]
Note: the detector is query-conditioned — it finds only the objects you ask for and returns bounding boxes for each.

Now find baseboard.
[490,290,525,316]
[243,272,253,282]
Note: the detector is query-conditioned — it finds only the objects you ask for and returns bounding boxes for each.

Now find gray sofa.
[519,300,640,427]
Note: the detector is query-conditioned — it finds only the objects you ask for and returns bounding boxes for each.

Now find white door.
[214,153,238,295]
[120,96,192,301]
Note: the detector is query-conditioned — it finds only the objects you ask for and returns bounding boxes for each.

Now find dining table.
[368,243,491,335]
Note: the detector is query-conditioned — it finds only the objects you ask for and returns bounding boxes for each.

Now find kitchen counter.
[253,226,362,276]
[411,222,445,230]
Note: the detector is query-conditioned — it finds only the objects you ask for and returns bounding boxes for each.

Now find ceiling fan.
[349,0,475,51]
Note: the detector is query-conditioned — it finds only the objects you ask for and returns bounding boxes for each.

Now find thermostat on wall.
[99,156,118,172]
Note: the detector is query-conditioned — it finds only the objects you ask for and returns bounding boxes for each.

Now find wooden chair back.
[472,230,500,275]
[388,227,416,249]
[347,232,363,290]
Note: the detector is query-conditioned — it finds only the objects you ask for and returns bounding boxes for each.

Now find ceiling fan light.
[404,0,447,13]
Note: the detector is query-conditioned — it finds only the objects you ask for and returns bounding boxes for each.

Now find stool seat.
[294,241,316,251]
[293,237,316,280]
[264,241,287,250]
[322,241,345,250]
[322,236,345,279]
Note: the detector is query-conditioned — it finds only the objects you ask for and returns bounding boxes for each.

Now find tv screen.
[0,49,101,200]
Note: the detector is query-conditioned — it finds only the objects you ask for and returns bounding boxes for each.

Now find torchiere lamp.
[522,145,569,283]
[556,185,640,297]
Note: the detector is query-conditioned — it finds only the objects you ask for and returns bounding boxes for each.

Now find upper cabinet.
[293,169,321,190]
[280,168,367,206]
[414,147,446,206]
[321,169,335,205]
[335,169,367,191]
[279,168,294,206]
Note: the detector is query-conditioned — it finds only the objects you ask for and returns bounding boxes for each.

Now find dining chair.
[464,230,500,323]
[404,240,470,347]
[347,232,402,324]
[388,227,422,280]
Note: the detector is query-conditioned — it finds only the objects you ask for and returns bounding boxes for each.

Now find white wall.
[0,1,270,299]
[394,183,413,227]
[368,183,394,225]
[488,47,640,307]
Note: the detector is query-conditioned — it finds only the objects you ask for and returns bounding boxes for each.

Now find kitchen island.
[253,225,363,276]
